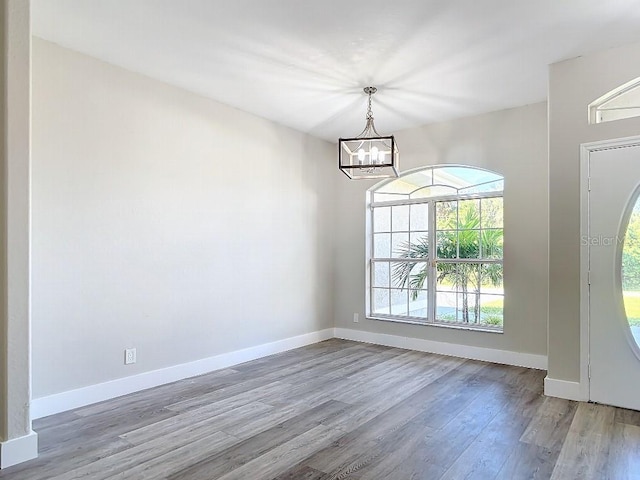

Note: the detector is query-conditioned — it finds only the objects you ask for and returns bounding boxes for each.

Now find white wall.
[548,41,640,383]
[334,102,548,359]
[31,38,335,398]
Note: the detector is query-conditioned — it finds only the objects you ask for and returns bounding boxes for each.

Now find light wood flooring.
[2,339,639,479]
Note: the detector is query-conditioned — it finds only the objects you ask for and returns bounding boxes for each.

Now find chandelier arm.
[356,119,382,138]
[355,123,370,138]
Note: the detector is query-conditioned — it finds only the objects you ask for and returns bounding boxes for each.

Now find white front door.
[589,142,640,410]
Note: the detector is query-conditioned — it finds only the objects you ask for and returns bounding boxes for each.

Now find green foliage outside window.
[392,199,503,325]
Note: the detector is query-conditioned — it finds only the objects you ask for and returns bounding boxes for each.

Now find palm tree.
[391,236,429,294]
[392,202,503,323]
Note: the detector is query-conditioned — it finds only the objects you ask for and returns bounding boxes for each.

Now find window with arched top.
[367,165,504,332]
[589,76,640,124]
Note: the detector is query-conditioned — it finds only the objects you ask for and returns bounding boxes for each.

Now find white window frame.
[366,166,504,333]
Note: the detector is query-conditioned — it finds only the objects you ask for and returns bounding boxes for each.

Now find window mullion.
[388,205,393,315]
[456,200,460,259]
[428,200,437,322]
[479,199,483,258]
[407,204,412,316]
[369,204,376,316]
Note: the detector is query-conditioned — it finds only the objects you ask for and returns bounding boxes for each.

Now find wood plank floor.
[2,339,639,479]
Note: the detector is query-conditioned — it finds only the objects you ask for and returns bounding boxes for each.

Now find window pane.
[373,262,390,288]
[374,233,391,258]
[376,177,416,196]
[436,262,484,324]
[391,232,409,258]
[372,288,390,315]
[598,107,640,123]
[458,199,481,259]
[457,292,480,323]
[436,201,457,230]
[398,170,433,189]
[436,231,457,259]
[622,198,640,347]
[410,231,429,250]
[481,229,503,259]
[458,230,480,259]
[446,263,480,295]
[458,199,480,229]
[373,207,391,232]
[481,197,503,228]
[461,263,481,291]
[390,289,408,316]
[409,290,428,319]
[479,294,503,327]
[374,192,406,202]
[460,180,504,195]
[434,166,502,188]
[480,264,504,293]
[411,185,457,199]
[410,203,429,231]
[391,261,428,291]
[392,205,410,231]
[436,290,456,322]
[436,263,457,292]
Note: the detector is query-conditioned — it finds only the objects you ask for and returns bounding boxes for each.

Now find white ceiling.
[32,0,640,142]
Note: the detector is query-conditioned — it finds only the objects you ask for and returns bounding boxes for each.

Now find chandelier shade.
[338,87,399,179]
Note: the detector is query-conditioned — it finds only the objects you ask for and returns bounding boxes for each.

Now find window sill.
[366,315,503,334]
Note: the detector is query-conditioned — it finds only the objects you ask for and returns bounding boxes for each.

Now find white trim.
[581,135,640,152]
[370,190,502,207]
[0,431,38,469]
[33,326,553,420]
[580,142,592,402]
[31,329,334,419]
[543,376,586,402]
[579,135,640,404]
[334,328,547,370]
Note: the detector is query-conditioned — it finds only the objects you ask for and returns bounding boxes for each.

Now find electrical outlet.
[125,348,137,365]
[353,313,359,323]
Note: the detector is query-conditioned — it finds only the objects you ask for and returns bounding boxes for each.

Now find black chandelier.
[338,86,399,179]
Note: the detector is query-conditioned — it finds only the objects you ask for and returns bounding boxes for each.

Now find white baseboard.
[32,328,334,419]
[334,328,548,370]
[544,376,586,402]
[0,431,38,469]
[32,326,551,420]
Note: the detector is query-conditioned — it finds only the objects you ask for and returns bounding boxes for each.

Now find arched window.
[589,76,640,124]
[367,165,504,332]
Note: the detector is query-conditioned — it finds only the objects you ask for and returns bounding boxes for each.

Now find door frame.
[580,134,640,402]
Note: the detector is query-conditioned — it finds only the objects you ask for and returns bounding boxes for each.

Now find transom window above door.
[367,165,504,332]
[589,76,640,124]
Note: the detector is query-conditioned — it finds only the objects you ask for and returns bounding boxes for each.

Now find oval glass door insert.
[622,196,640,348]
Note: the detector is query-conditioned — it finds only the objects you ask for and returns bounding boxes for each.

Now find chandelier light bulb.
[371,146,379,162]
[357,148,366,163]
[378,151,385,163]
